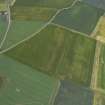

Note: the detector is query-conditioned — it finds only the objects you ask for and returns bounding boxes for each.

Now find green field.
[53,1,104,34]
[0,0,4,2]
[1,20,45,50]
[5,24,96,86]
[0,16,7,45]
[11,6,57,21]
[0,0,104,104]
[0,54,59,105]
[97,45,105,90]
[14,0,74,9]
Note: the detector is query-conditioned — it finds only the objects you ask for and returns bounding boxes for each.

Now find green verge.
[53,1,104,34]
[13,0,74,9]
[0,16,7,45]
[97,44,105,90]
[1,20,46,50]
[0,54,59,105]
[11,6,57,22]
[5,24,96,86]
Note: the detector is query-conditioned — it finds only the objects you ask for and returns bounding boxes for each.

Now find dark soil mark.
[0,76,3,88]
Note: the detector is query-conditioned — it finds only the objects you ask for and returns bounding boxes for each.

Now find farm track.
[91,41,102,89]
[0,10,59,54]
[48,81,60,105]
[51,23,94,39]
[92,13,105,43]
[0,0,78,55]
[0,1,11,49]
[90,41,104,105]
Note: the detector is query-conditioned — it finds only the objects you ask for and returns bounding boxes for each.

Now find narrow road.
[91,41,102,105]
[91,41,102,88]
[0,0,11,49]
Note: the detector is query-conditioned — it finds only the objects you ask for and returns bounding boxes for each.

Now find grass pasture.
[14,0,74,9]
[0,54,59,105]
[5,24,96,86]
[54,80,94,105]
[53,1,104,34]
[1,20,45,50]
[11,6,57,21]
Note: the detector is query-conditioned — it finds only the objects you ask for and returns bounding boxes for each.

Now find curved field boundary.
[60,0,78,10]
[0,10,60,54]
[0,0,78,55]
[0,3,11,49]
[48,81,60,105]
